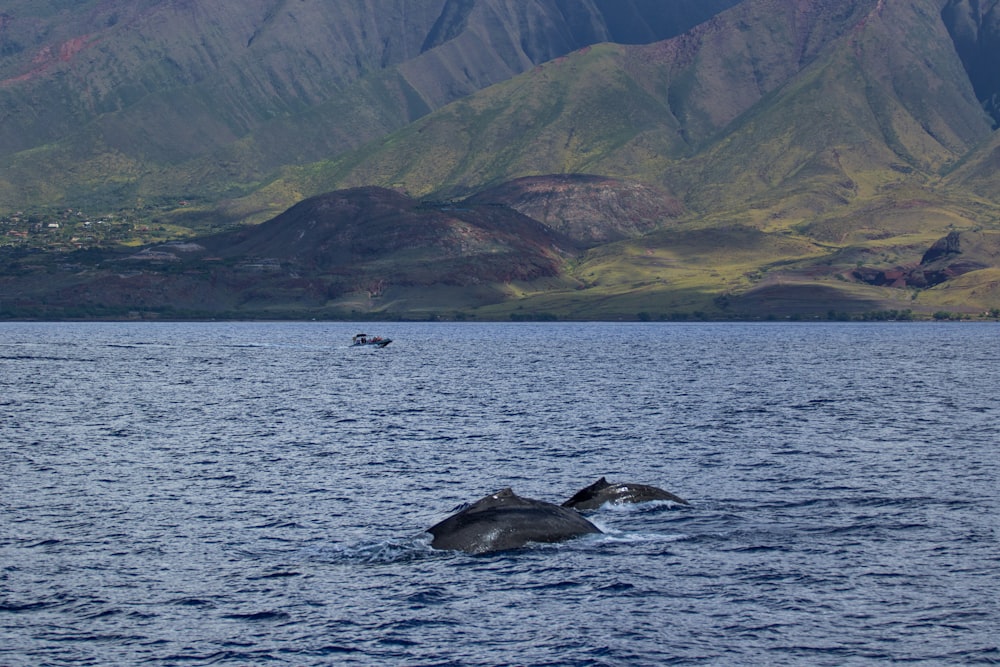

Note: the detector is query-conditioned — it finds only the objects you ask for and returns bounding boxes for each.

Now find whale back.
[428,488,601,554]
[562,477,688,510]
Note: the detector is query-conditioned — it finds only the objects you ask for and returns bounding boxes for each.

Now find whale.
[561,477,689,511]
[427,488,602,554]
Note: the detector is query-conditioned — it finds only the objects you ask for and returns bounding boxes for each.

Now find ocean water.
[1,321,998,666]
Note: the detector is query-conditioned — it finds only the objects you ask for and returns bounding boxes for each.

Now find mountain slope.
[246,0,1000,317]
[292,0,991,211]
[4,0,1000,319]
[466,174,683,246]
[202,186,577,283]
[671,0,993,221]
[0,0,740,215]
[0,186,582,318]
[945,129,1000,199]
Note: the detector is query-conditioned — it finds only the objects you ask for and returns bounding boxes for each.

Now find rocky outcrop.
[853,230,1000,288]
[921,230,966,264]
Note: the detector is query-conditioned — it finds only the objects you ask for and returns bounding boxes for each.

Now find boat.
[352,333,392,348]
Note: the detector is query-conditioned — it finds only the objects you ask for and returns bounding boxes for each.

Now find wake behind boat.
[352,333,392,348]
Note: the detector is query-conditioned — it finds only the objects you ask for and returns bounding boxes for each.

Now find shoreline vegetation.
[2,308,997,323]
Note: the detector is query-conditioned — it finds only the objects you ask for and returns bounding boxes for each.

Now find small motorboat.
[352,333,392,348]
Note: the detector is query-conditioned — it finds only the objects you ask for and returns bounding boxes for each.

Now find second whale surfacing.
[427,488,602,554]
[562,477,689,511]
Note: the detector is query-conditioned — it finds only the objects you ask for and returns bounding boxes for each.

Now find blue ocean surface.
[1,321,998,666]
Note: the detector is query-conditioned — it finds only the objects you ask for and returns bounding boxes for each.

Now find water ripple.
[1,321,998,666]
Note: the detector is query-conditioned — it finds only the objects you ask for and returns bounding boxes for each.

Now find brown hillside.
[465,175,682,246]
[201,186,580,286]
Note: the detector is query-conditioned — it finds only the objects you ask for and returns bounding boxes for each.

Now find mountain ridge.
[0,0,739,213]
[3,0,1000,319]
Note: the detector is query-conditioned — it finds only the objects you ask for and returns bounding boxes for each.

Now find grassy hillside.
[0,0,739,218]
[207,0,1000,319]
[4,0,1000,319]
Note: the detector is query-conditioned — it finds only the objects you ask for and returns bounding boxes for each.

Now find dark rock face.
[942,0,1000,127]
[562,477,689,511]
[853,230,999,289]
[427,488,602,554]
[591,0,743,45]
[920,230,966,265]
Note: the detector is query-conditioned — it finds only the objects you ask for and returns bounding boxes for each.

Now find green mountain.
[202,0,1000,318]
[0,0,737,215]
[302,0,989,202]
[4,0,1000,320]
